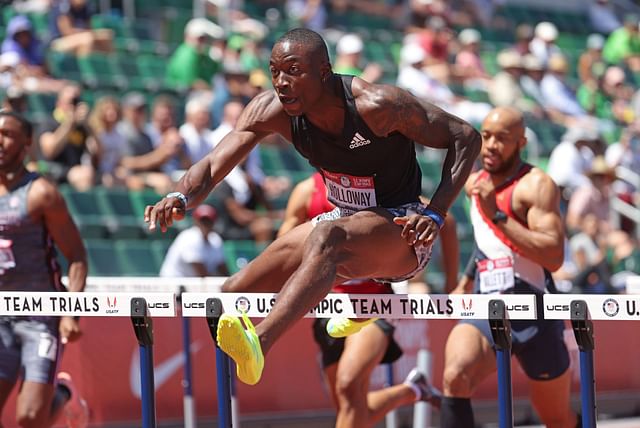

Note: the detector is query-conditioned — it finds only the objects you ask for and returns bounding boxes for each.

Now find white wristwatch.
[165,191,187,208]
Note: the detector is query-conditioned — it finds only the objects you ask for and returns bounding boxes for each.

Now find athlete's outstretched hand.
[144,196,186,232]
[394,214,439,248]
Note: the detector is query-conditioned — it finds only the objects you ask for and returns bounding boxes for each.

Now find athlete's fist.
[144,196,186,232]
[471,178,498,218]
[59,316,82,344]
[394,214,439,248]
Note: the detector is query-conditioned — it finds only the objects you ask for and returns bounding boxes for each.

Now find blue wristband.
[424,209,445,228]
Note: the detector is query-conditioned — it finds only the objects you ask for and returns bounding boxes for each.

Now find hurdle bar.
[185,293,537,428]
[181,293,538,320]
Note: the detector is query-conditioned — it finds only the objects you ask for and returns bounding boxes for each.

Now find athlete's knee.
[442,362,475,397]
[307,221,348,258]
[334,369,365,405]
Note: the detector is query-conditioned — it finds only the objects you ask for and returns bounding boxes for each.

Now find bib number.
[38,332,58,361]
[0,239,16,273]
[322,170,377,212]
[478,257,515,294]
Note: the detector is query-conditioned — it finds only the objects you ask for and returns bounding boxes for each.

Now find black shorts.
[312,318,403,368]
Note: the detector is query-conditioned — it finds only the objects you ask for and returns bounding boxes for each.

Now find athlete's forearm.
[66,259,87,293]
[496,218,564,271]
[429,127,481,213]
[176,130,262,209]
[174,155,217,210]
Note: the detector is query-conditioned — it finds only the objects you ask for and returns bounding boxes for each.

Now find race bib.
[478,257,515,294]
[0,239,16,272]
[38,332,58,361]
[322,170,377,212]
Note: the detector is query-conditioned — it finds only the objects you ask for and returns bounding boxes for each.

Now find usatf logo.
[105,296,119,314]
[460,298,474,316]
[602,298,619,317]
[235,297,251,314]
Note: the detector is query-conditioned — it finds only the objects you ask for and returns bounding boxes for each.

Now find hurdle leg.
[182,311,197,428]
[131,297,157,428]
[571,300,596,428]
[206,298,233,428]
[384,363,398,428]
[489,299,513,428]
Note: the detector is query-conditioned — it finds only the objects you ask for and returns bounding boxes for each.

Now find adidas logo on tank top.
[348,132,372,149]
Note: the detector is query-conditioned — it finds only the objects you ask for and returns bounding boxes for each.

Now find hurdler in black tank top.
[290,75,423,208]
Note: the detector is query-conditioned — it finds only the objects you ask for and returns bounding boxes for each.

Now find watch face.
[493,210,507,223]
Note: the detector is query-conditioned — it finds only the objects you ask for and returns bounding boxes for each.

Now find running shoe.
[404,368,442,408]
[56,372,89,428]
[325,317,378,338]
[216,313,264,385]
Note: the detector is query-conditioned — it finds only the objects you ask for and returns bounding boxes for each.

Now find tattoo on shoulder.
[366,86,427,137]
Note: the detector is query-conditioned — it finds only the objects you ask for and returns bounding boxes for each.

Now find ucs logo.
[184,302,205,309]
[147,302,170,309]
[546,304,570,311]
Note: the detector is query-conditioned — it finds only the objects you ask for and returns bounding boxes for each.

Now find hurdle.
[0,291,175,428]
[544,294,640,428]
[182,292,538,428]
[489,299,513,428]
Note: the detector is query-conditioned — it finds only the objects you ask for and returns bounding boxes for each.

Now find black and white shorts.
[0,318,61,384]
[312,201,433,282]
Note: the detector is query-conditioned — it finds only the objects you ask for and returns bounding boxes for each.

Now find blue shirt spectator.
[1,15,44,66]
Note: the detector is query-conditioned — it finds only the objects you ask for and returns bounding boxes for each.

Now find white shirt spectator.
[547,141,593,191]
[540,73,586,117]
[159,226,225,277]
[179,122,214,164]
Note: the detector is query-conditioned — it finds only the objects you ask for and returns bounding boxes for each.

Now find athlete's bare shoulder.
[27,175,66,216]
[237,90,292,140]
[516,166,560,207]
[349,77,415,136]
[350,76,477,149]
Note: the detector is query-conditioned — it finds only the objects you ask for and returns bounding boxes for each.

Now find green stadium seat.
[115,240,161,276]
[96,188,145,239]
[150,240,172,268]
[85,239,124,276]
[47,52,83,83]
[61,188,115,238]
[222,240,268,274]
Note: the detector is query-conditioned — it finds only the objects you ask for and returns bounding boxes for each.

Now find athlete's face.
[270,41,327,116]
[480,114,525,175]
[0,116,29,173]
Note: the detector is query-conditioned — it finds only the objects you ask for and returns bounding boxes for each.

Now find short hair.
[274,28,330,64]
[0,109,33,138]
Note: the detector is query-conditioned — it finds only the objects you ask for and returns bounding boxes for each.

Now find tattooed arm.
[355,78,482,214]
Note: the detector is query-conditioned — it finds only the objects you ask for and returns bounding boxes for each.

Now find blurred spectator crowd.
[1,0,640,291]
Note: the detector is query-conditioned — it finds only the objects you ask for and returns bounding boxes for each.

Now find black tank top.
[290,75,422,208]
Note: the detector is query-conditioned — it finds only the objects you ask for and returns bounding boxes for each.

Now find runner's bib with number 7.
[478,257,515,294]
